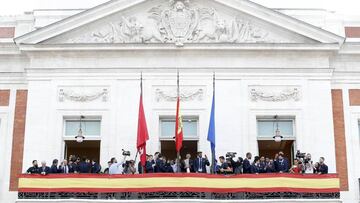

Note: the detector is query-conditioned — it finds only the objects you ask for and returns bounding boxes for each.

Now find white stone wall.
[20,71,336,173]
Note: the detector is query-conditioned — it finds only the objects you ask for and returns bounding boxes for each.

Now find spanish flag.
[175,72,183,153]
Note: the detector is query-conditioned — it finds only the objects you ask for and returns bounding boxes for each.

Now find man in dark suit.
[242,152,252,174]
[78,157,91,173]
[265,158,276,173]
[276,154,289,173]
[153,152,160,172]
[193,151,210,173]
[50,159,59,173]
[318,157,328,174]
[258,156,267,173]
[58,159,70,174]
[26,160,39,174]
[250,156,260,174]
[155,154,165,173]
[91,159,101,173]
[68,158,79,173]
[145,155,154,173]
[39,161,51,175]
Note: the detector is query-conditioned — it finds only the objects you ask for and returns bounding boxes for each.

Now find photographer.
[124,160,136,174]
[233,157,243,174]
[225,152,237,174]
[109,151,129,175]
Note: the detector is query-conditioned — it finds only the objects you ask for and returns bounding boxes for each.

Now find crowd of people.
[26,150,328,175]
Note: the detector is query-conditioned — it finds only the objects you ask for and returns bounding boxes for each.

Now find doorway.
[160,140,198,160]
[64,140,101,162]
[258,140,295,163]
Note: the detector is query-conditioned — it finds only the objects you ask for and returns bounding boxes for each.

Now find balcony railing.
[18,173,340,200]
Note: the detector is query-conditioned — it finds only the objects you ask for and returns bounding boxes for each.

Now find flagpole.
[140,72,146,174]
[140,72,142,93]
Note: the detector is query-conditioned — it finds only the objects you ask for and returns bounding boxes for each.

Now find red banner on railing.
[18,173,340,193]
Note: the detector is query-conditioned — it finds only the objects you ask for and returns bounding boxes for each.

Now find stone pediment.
[15,0,344,47]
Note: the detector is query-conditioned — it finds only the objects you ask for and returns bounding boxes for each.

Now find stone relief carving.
[69,0,284,46]
[250,87,300,102]
[59,88,108,102]
[155,88,204,102]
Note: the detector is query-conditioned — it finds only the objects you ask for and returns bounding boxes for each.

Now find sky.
[0,0,359,16]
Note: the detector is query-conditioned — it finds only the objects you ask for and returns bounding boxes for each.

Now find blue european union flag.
[207,93,216,173]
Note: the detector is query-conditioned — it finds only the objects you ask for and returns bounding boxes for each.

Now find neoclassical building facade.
[0,0,360,202]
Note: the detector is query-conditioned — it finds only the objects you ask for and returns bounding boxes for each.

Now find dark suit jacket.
[250,163,259,174]
[68,163,77,173]
[193,157,210,173]
[318,164,328,174]
[50,165,59,173]
[276,159,289,172]
[26,166,39,174]
[242,159,251,174]
[258,162,267,173]
[78,162,91,173]
[181,159,194,172]
[91,162,101,173]
[266,162,276,173]
[39,166,51,175]
[145,161,154,173]
[58,165,70,173]
[155,159,165,173]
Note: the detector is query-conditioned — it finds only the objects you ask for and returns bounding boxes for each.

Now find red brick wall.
[345,27,360,38]
[9,90,28,191]
[348,89,360,106]
[331,89,349,191]
[0,27,15,38]
[0,90,10,106]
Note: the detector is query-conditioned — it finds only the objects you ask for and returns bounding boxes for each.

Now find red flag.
[175,96,183,152]
[137,92,149,169]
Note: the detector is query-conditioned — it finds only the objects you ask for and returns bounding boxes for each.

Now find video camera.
[226,152,237,159]
[295,150,306,159]
[122,149,130,156]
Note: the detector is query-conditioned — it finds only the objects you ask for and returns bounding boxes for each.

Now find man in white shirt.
[109,156,127,175]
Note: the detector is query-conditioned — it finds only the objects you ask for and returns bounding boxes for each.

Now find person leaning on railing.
[26,160,39,174]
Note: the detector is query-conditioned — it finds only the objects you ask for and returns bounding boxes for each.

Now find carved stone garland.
[70,0,283,46]
[250,88,300,102]
[59,88,108,102]
[155,88,204,102]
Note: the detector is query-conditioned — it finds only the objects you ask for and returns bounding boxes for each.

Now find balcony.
[17,173,340,202]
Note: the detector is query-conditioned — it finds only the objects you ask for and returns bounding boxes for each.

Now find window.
[257,119,294,138]
[257,118,296,165]
[64,120,101,137]
[160,117,198,139]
